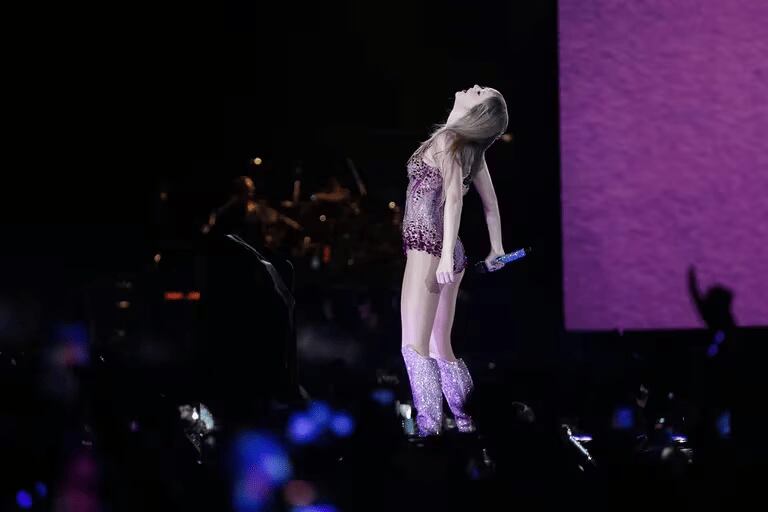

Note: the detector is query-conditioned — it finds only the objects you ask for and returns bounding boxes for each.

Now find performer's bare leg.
[428,269,465,361]
[400,250,441,356]
[429,268,475,432]
[400,250,444,435]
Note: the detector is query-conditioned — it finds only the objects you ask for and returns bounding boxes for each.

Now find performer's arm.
[473,156,504,255]
[436,134,464,284]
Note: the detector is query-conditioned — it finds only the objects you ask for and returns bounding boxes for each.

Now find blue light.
[714,330,726,344]
[287,412,322,445]
[308,401,332,427]
[233,432,293,512]
[716,410,732,439]
[56,322,89,345]
[292,505,339,512]
[707,344,719,358]
[35,482,47,498]
[54,322,91,365]
[234,433,292,481]
[330,411,356,438]
[262,453,293,483]
[16,490,33,509]
[371,388,395,406]
[613,407,635,430]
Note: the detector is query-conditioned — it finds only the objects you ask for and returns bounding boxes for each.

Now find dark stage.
[2,1,767,510]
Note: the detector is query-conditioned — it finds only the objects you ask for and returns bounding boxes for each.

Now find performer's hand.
[436,256,455,284]
[484,248,506,272]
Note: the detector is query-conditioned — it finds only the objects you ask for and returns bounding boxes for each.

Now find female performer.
[401,84,508,436]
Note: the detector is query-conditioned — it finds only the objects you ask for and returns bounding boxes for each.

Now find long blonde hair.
[412,91,508,201]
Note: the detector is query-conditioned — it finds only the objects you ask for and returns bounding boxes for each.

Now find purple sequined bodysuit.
[401,153,470,273]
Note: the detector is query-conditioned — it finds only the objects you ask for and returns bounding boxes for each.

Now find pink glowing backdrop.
[559,0,768,330]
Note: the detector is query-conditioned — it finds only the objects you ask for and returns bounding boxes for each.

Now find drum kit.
[264,185,381,268]
[201,169,398,271]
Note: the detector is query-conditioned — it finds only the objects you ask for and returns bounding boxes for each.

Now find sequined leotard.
[401,152,470,273]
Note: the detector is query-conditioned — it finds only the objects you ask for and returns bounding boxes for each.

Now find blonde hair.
[412,91,508,202]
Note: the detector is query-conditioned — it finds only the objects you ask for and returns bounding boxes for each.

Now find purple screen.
[559,0,768,330]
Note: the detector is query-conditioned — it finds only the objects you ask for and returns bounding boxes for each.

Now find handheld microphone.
[474,246,532,273]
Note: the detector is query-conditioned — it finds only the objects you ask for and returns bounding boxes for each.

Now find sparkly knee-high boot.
[436,357,475,433]
[401,345,443,436]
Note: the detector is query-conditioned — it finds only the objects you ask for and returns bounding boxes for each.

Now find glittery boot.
[436,357,475,433]
[401,345,443,436]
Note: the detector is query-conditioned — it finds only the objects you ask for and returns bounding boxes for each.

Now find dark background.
[2,2,766,508]
[2,0,562,361]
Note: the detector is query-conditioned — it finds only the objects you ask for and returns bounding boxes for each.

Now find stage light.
[187,291,201,301]
[233,432,293,512]
[613,407,635,430]
[612,407,635,430]
[287,412,322,445]
[388,201,396,209]
[501,133,513,143]
[35,482,47,498]
[308,401,331,427]
[330,412,355,438]
[16,490,32,509]
[371,388,395,406]
[117,301,131,310]
[165,292,184,301]
[292,506,338,512]
[716,410,731,439]
[253,157,263,165]
[347,258,354,266]
[154,253,162,263]
[160,191,168,201]
[245,436,293,483]
[319,215,327,222]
